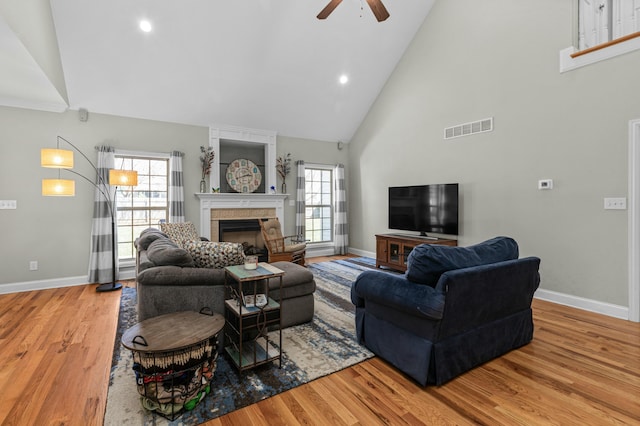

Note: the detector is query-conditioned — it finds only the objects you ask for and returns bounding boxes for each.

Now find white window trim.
[304,163,334,245]
[115,149,170,159]
[114,150,170,262]
[560,36,640,72]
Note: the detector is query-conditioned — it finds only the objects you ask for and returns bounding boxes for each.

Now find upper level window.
[561,0,640,72]
[114,154,169,260]
[578,0,639,50]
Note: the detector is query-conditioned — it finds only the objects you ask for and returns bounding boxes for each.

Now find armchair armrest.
[284,235,308,244]
[351,270,446,320]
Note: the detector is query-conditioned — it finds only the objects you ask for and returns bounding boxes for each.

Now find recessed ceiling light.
[339,74,349,85]
[139,20,152,33]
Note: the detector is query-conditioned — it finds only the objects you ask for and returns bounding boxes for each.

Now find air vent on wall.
[444,117,493,140]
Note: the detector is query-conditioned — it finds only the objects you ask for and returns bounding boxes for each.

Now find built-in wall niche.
[207,125,277,194]
[219,140,266,193]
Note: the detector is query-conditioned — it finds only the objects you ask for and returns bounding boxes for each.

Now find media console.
[375,233,457,272]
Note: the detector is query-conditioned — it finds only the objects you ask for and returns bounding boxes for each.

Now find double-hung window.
[114,153,169,260]
[304,166,333,244]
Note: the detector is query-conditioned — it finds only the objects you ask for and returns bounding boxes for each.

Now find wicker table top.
[121,311,224,353]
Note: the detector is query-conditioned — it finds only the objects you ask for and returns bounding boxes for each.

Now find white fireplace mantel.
[196,193,287,239]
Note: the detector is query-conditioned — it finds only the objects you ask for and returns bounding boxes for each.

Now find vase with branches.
[276,153,292,193]
[199,146,215,192]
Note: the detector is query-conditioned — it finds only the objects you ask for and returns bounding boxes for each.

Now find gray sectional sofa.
[135,227,316,328]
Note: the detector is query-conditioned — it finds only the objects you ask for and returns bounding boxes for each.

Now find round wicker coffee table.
[122,310,224,420]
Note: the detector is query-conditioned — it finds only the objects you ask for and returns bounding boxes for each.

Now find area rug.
[104,259,375,425]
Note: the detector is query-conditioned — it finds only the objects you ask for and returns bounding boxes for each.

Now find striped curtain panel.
[169,151,185,222]
[88,146,116,284]
[295,160,306,238]
[334,163,349,255]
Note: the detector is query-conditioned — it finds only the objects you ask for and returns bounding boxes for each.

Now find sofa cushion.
[135,227,168,251]
[405,236,519,287]
[269,261,316,300]
[146,238,195,267]
[137,251,155,272]
[183,241,245,268]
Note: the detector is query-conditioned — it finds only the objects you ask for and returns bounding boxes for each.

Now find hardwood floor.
[0,258,638,425]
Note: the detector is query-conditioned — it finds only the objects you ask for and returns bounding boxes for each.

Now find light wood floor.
[0,257,639,425]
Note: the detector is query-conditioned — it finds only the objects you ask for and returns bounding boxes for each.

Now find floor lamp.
[41,136,138,292]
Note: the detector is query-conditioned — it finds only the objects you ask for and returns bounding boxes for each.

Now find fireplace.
[219,219,268,262]
[195,193,288,247]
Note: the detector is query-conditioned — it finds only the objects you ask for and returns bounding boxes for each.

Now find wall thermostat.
[79,108,89,122]
[538,179,553,190]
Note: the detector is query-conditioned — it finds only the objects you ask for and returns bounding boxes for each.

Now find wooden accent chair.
[259,218,307,266]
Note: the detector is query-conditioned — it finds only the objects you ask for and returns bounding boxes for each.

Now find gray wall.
[0,107,347,286]
[276,136,349,237]
[0,107,208,285]
[348,0,639,307]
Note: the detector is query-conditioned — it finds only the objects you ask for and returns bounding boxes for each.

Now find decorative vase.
[281,182,286,194]
[200,179,206,193]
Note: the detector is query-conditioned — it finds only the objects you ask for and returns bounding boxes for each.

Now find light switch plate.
[604,197,627,210]
[0,200,17,209]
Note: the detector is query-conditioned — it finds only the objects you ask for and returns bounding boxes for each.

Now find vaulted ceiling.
[0,1,434,142]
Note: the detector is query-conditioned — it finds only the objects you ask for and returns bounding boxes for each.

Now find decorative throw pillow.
[160,222,200,248]
[135,228,169,251]
[405,236,519,287]
[183,241,245,269]
[146,238,195,267]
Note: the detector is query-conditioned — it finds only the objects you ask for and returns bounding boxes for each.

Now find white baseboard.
[0,269,136,295]
[534,288,629,320]
[2,257,630,322]
[348,247,375,258]
[0,276,90,294]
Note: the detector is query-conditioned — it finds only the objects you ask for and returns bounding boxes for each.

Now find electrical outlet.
[538,179,553,190]
[604,197,627,210]
[29,261,38,271]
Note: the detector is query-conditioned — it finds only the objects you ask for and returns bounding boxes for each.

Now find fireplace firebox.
[219,219,268,262]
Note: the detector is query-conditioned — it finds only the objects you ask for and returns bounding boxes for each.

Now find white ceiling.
[1,0,434,142]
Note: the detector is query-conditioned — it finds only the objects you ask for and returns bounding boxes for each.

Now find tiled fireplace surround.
[196,193,288,250]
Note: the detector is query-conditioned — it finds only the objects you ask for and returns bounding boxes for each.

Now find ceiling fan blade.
[365,0,390,22]
[317,0,343,20]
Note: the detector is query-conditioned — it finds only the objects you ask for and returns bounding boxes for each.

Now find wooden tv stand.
[376,233,457,272]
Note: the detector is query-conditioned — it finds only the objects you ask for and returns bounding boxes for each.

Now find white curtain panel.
[295,160,306,238]
[334,163,349,255]
[169,151,185,222]
[88,146,117,284]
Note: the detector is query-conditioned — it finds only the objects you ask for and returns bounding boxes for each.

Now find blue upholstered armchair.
[351,237,540,385]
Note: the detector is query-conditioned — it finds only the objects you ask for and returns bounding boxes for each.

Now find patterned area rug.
[104,259,375,425]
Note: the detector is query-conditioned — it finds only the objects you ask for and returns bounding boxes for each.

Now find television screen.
[388,184,459,236]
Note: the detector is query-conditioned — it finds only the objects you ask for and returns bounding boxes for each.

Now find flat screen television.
[388,183,459,236]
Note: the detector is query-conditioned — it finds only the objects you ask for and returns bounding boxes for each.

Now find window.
[561,0,640,72]
[578,0,640,50]
[305,167,333,243]
[114,155,169,260]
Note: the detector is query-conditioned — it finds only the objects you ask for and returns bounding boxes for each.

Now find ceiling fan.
[317,0,390,22]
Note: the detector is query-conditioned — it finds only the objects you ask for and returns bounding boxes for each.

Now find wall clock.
[226,158,262,193]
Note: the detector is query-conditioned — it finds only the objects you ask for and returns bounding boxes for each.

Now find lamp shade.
[109,170,138,186]
[41,148,73,168]
[42,179,75,196]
